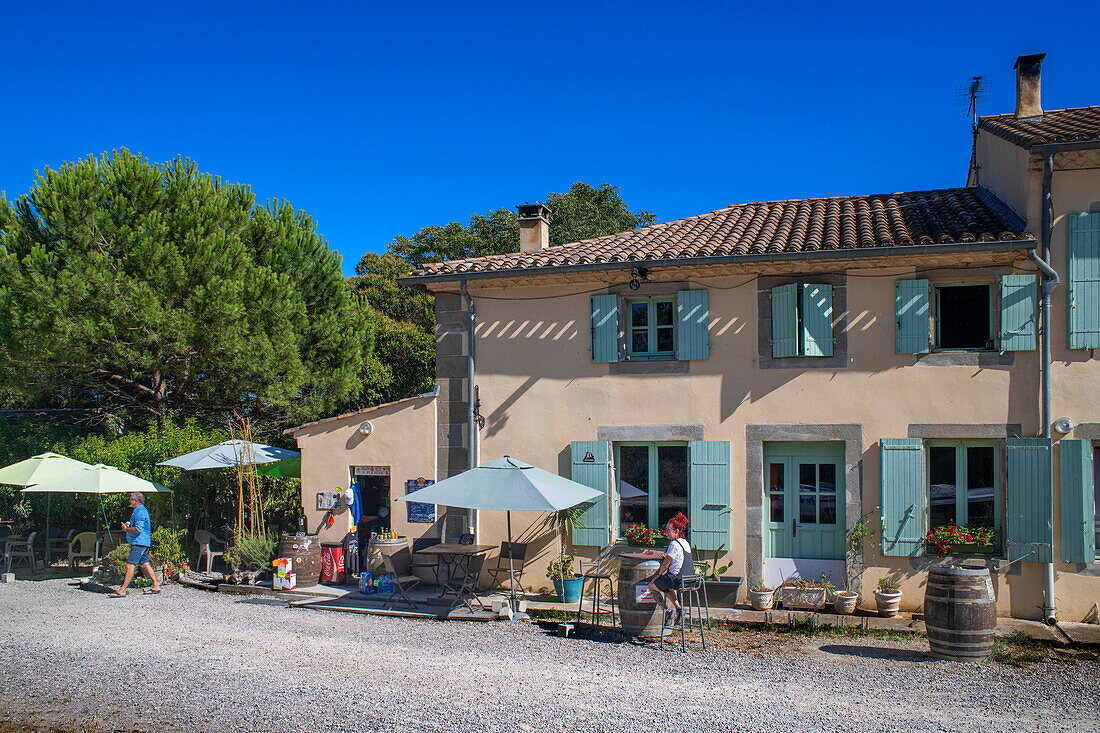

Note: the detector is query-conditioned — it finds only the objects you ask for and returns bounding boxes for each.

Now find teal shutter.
[1059,439,1095,564]
[895,279,930,354]
[570,440,610,546]
[880,439,924,557]
[801,284,834,357]
[1000,274,1037,351]
[770,284,799,357]
[676,289,709,360]
[1068,213,1100,349]
[590,294,618,363]
[688,440,730,552]
[1006,438,1054,563]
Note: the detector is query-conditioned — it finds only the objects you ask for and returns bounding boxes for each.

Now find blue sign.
[405,478,435,523]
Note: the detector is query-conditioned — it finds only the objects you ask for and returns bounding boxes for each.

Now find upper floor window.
[770,283,834,357]
[935,284,992,350]
[628,297,675,359]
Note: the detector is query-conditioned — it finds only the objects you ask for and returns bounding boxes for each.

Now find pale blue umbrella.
[396,456,602,612]
[158,440,299,470]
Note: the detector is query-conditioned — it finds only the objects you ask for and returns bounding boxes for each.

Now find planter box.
[778,585,828,610]
[703,576,743,607]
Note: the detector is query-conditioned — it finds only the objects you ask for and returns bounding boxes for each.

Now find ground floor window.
[1094,446,1100,559]
[927,442,998,532]
[616,442,687,536]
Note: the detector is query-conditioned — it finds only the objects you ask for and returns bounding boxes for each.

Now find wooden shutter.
[895,279,931,354]
[570,440,610,547]
[1005,438,1054,563]
[1059,439,1095,564]
[676,289,709,360]
[802,284,834,357]
[1000,274,1037,351]
[688,440,730,552]
[880,439,924,557]
[770,284,799,357]
[590,294,618,363]
[1068,213,1100,349]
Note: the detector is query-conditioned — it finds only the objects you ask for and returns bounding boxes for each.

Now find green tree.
[0,150,366,424]
[385,182,656,267]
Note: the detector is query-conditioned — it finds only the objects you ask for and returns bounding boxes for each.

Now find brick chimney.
[517,203,551,253]
[1014,53,1046,119]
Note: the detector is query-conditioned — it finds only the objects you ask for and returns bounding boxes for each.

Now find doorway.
[351,466,391,535]
[764,442,845,561]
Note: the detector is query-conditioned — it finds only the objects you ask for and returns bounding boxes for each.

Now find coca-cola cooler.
[320,543,345,584]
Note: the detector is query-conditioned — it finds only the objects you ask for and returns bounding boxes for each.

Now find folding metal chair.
[486,542,529,595]
[410,536,442,585]
[382,553,421,610]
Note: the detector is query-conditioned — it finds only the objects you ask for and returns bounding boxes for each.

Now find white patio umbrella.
[0,452,93,551]
[158,440,299,470]
[23,464,170,561]
[395,456,602,613]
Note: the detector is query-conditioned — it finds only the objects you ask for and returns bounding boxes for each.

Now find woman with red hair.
[647,512,692,627]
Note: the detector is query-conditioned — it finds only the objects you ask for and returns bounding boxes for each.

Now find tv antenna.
[955,75,990,132]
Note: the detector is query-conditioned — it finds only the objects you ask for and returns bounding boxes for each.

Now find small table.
[415,543,494,611]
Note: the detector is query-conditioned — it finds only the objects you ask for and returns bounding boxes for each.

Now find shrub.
[150,526,187,569]
[103,544,131,575]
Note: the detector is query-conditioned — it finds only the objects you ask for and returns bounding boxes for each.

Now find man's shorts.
[652,573,678,592]
[128,545,150,565]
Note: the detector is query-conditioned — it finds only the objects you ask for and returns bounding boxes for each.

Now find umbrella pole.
[507,511,516,611]
[94,498,101,564]
[46,494,51,566]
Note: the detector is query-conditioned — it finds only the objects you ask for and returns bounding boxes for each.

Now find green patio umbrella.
[0,452,93,552]
[23,463,170,562]
[254,457,301,479]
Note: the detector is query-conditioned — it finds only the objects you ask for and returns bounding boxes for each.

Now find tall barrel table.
[924,564,997,662]
[618,552,665,637]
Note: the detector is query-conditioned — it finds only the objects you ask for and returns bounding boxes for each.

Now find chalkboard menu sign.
[405,478,436,523]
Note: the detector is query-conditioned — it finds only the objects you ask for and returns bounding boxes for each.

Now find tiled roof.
[413,188,1029,277]
[978,106,1100,148]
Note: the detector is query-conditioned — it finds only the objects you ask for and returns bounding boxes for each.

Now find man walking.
[109,492,162,597]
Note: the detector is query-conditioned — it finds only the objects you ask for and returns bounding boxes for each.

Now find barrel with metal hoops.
[924,564,997,662]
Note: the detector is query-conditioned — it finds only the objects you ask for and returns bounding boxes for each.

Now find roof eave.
[398,238,1039,287]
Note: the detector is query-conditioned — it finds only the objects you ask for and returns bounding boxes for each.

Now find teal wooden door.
[765,442,845,560]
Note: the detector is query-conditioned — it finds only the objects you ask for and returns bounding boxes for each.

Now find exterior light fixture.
[1053,417,1074,434]
[358,421,373,436]
[629,266,648,290]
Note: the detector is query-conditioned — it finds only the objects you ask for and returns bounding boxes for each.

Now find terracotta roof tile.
[413,187,1029,277]
[978,106,1100,148]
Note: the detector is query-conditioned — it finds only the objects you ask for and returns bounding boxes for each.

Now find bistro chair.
[382,553,421,610]
[5,532,40,575]
[575,548,618,630]
[660,569,707,653]
[46,529,74,567]
[486,542,529,595]
[195,530,226,573]
[69,532,97,568]
[409,536,442,585]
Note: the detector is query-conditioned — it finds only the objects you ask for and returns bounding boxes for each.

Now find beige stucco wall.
[976,131,1034,228]
[291,396,437,546]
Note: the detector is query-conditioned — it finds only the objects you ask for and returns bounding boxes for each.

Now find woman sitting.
[647,512,691,627]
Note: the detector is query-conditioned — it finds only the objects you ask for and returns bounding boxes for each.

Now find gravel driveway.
[1,579,1097,733]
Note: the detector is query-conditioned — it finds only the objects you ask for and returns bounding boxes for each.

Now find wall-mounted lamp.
[628,267,648,290]
[358,421,373,436]
[1054,417,1074,434]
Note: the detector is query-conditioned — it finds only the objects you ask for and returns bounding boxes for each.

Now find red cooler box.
[320,543,345,584]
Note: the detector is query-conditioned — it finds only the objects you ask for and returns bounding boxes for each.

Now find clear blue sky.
[2,1,1098,273]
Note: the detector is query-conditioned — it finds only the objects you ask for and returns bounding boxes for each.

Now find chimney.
[517,203,551,253]
[1014,53,1046,119]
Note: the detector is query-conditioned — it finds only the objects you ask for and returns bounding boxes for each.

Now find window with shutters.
[934,284,993,350]
[1094,445,1100,560]
[615,442,688,537]
[627,297,675,359]
[770,283,834,357]
[926,441,1000,554]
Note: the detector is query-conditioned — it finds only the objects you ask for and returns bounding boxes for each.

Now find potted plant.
[696,544,742,607]
[833,588,859,614]
[778,573,833,610]
[624,523,663,547]
[924,524,997,556]
[224,531,277,585]
[875,577,902,617]
[150,527,187,585]
[748,579,775,611]
[546,552,583,603]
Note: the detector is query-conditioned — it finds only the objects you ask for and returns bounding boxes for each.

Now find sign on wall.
[405,477,436,523]
[354,465,390,477]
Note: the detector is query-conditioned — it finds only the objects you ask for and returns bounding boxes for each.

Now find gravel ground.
[1,579,1098,733]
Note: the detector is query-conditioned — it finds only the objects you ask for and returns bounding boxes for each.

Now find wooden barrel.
[365,536,410,576]
[924,565,997,662]
[618,554,664,637]
[277,534,322,587]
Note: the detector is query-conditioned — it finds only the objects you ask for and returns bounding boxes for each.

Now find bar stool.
[660,571,706,652]
[575,552,618,630]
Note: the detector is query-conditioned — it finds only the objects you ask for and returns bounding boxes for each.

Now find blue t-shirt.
[127,504,152,547]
